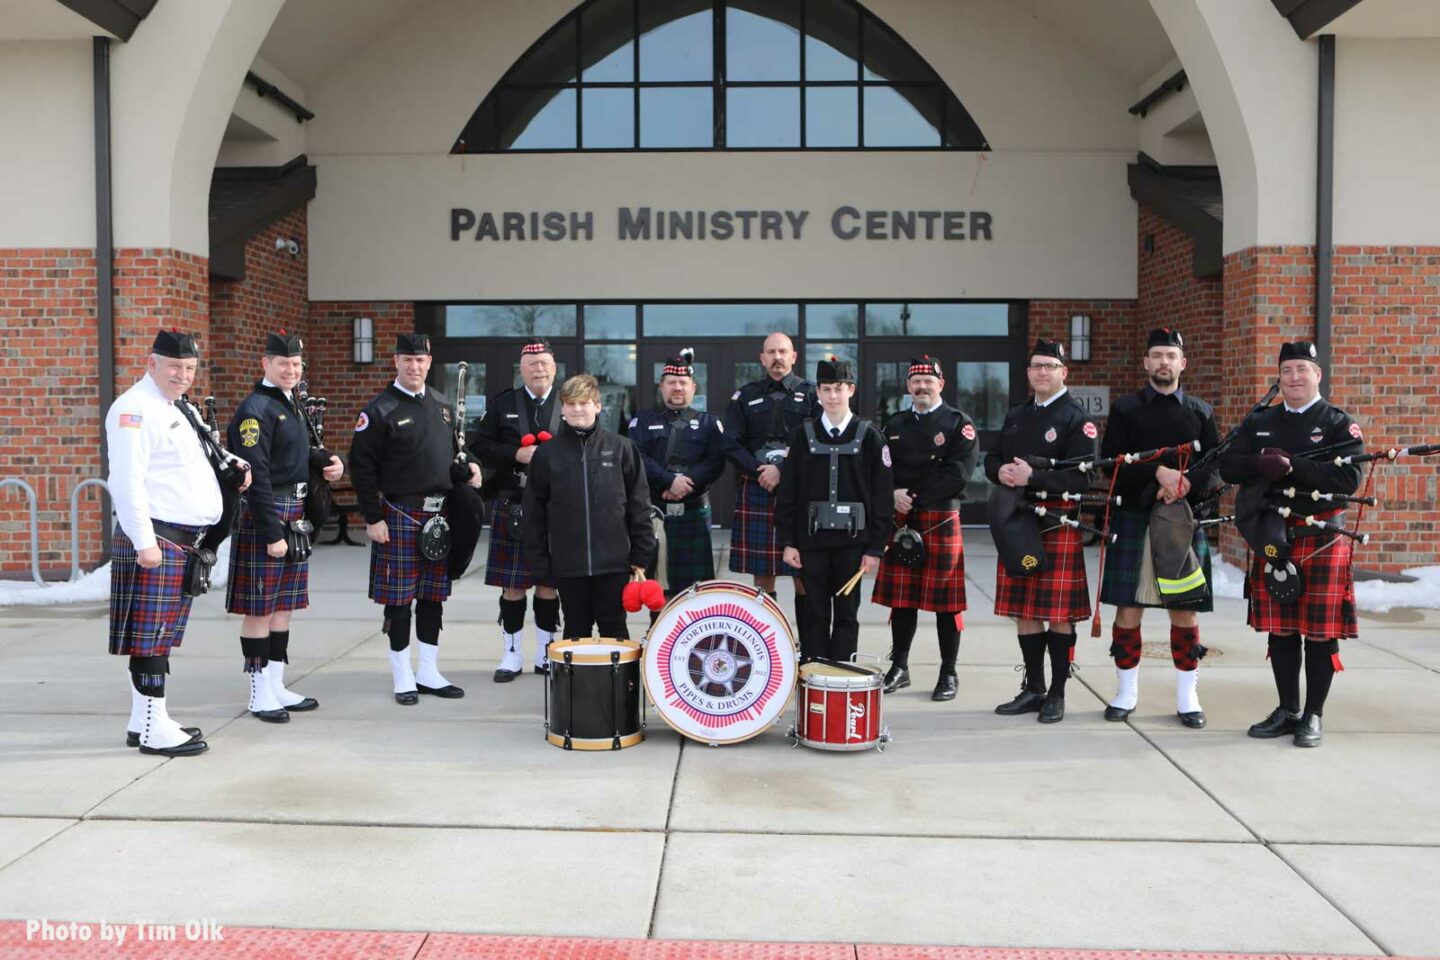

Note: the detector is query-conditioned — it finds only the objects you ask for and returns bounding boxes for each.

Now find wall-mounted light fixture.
[353,317,374,365]
[1070,314,1092,363]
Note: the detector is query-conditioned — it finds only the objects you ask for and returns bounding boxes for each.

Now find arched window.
[453,0,987,152]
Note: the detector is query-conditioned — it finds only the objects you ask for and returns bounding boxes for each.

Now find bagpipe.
[987,484,1115,576]
[1023,440,1201,474]
[295,378,338,531]
[443,360,487,579]
[177,393,248,559]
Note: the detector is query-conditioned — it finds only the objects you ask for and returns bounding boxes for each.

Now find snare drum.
[545,639,644,750]
[791,660,891,752]
[644,581,797,745]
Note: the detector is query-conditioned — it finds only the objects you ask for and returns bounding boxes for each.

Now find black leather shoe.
[493,668,520,683]
[1178,711,1207,729]
[127,727,200,748]
[1038,694,1065,724]
[394,690,419,705]
[280,698,319,712]
[931,673,957,702]
[1293,712,1323,747]
[883,665,911,694]
[1247,706,1301,738]
[251,708,290,723]
[1103,705,1133,722]
[995,688,1047,715]
[417,683,465,699]
[139,738,208,757]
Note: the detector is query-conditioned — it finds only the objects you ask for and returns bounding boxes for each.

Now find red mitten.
[621,580,643,613]
[520,434,536,447]
[537,430,553,442]
[640,579,666,610]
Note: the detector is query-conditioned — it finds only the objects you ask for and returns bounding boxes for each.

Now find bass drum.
[644,581,797,745]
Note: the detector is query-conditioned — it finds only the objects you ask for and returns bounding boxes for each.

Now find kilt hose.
[661,502,715,596]
[1100,508,1214,612]
[1247,526,1357,639]
[108,524,203,657]
[994,521,1091,623]
[872,509,967,613]
[483,495,556,591]
[369,500,451,606]
[225,496,309,617]
[729,473,799,577]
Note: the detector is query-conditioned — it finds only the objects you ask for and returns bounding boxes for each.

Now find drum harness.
[803,420,869,537]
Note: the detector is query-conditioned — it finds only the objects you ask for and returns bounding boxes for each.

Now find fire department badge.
[1083,421,1098,440]
[1044,427,1058,444]
[354,411,369,432]
[1021,554,1039,571]
[1349,422,1363,440]
[934,432,946,446]
[961,423,976,441]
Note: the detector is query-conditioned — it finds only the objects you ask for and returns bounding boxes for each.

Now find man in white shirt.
[106,330,243,756]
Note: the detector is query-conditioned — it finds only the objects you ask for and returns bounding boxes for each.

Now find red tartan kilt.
[225,497,309,616]
[994,522,1091,622]
[1247,532,1357,638]
[873,509,966,612]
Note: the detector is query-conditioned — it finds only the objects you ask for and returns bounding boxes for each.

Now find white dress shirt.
[820,410,854,437]
[105,374,223,549]
[1034,387,1069,408]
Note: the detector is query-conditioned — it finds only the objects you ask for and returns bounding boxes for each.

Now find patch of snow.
[1212,558,1440,612]
[0,540,231,606]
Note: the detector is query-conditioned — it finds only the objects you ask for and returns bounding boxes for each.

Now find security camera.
[274,237,301,257]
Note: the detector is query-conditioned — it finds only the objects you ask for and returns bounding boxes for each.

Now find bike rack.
[70,478,111,582]
[0,478,46,587]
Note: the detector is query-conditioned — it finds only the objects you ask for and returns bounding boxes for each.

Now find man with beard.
[1098,328,1221,728]
[872,356,979,701]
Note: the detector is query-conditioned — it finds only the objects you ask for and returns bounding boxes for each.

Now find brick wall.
[1026,298,1138,433]
[1136,208,1225,406]
[113,249,210,395]
[208,209,310,417]
[305,301,416,442]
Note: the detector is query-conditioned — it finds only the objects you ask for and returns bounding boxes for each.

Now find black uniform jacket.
[348,385,462,524]
[722,372,820,477]
[983,391,1095,497]
[774,415,895,556]
[1219,398,1364,526]
[228,382,310,542]
[523,422,657,580]
[629,405,729,504]
[883,401,980,511]
[1102,386,1222,510]
[470,386,561,499]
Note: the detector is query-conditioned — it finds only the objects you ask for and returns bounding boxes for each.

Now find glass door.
[430,341,579,445]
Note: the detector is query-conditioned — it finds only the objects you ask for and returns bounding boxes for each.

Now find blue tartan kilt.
[225,496,309,617]
[483,495,556,590]
[369,501,451,606]
[108,525,200,657]
[1100,508,1213,612]
[660,502,715,595]
[729,473,799,577]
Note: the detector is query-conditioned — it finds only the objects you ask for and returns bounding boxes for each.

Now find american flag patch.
[118,413,143,429]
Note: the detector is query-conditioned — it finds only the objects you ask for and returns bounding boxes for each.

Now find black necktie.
[830,426,840,439]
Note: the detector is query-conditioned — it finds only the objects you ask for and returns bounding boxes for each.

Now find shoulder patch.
[355,411,370,432]
[117,412,143,429]
[716,421,724,433]
[628,417,638,429]
[1349,422,1362,440]
[239,418,261,447]
[961,423,976,441]
[731,390,742,401]
[1083,421,1098,440]
[881,444,892,468]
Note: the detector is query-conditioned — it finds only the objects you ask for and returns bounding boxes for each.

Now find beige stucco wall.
[1333,38,1440,245]
[215,56,309,168]
[0,40,94,247]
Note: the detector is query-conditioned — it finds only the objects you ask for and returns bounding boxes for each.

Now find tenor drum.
[790,660,891,752]
[644,581,797,745]
[545,639,644,750]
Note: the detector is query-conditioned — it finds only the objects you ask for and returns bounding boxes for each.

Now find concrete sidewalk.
[1,531,1437,956]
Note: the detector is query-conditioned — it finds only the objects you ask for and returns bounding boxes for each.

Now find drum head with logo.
[644,581,797,745]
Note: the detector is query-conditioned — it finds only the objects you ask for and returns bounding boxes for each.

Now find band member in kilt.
[985,339,1096,723]
[776,359,894,663]
[524,375,656,639]
[225,332,344,722]
[1099,328,1222,728]
[106,331,243,756]
[630,349,729,598]
[872,356,978,701]
[350,333,482,705]
[1220,341,1364,747]
[723,332,820,626]
[471,338,562,681]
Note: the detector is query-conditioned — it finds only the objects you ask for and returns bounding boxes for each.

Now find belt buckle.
[422,495,445,512]
[665,502,685,518]
[294,482,308,498]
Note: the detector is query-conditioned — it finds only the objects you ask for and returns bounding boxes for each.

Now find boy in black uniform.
[524,374,656,639]
[226,331,344,722]
[349,333,481,705]
[471,338,563,681]
[775,358,893,663]
[629,349,729,598]
[985,339,1096,723]
[1220,341,1364,748]
[1099,327,1222,728]
[872,356,979,701]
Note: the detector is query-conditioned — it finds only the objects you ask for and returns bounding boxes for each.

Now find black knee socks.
[937,612,961,673]
[384,604,412,652]
[534,595,561,633]
[129,655,168,696]
[416,599,443,646]
[889,609,918,667]
[1018,632,1048,693]
[269,630,290,664]
[1268,633,1303,714]
[1046,630,1074,697]
[240,636,269,673]
[499,596,526,634]
[1304,638,1340,716]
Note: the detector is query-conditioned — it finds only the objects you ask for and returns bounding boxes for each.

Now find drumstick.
[835,567,865,597]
